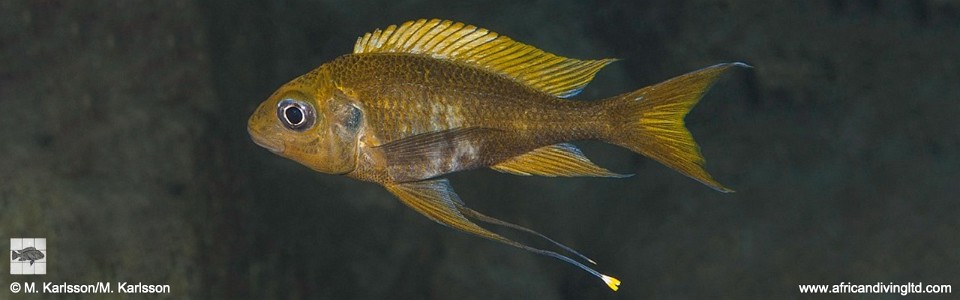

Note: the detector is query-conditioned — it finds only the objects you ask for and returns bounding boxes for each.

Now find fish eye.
[277,99,316,131]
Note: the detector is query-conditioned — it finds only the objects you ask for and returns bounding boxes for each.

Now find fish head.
[248,68,364,175]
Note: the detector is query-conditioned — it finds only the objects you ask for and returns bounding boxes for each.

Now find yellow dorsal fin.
[492,143,630,177]
[354,19,616,98]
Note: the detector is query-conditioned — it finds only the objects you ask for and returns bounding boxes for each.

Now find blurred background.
[2,0,958,298]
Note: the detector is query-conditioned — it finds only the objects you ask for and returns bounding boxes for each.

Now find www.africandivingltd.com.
[799,281,952,296]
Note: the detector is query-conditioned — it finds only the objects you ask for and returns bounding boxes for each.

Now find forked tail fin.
[603,63,748,192]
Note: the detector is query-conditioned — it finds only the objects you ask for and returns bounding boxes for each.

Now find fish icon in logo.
[12,247,44,265]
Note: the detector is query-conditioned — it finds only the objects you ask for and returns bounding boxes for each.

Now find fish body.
[12,247,44,265]
[248,19,745,291]
[328,53,608,183]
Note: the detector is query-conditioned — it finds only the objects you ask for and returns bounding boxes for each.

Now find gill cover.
[248,70,364,175]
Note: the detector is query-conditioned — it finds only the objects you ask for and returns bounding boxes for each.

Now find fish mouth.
[248,127,285,154]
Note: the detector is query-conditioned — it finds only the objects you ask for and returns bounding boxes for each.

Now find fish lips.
[248,127,285,154]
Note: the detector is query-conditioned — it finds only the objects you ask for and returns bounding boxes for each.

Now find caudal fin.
[603,63,747,192]
[12,250,18,260]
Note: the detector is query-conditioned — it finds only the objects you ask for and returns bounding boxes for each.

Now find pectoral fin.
[491,143,631,178]
[375,127,500,165]
[384,179,620,291]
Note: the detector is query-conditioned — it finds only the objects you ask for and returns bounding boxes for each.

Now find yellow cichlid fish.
[248,19,746,291]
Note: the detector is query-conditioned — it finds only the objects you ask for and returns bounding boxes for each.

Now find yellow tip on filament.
[601,275,621,291]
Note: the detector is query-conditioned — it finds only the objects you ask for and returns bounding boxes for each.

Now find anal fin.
[491,143,631,178]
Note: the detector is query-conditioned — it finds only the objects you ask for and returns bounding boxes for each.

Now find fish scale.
[248,19,746,291]
[335,53,603,145]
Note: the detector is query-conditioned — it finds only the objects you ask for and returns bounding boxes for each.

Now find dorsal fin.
[354,19,616,98]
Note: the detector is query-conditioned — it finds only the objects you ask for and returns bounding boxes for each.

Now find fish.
[248,19,746,291]
[12,247,45,265]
